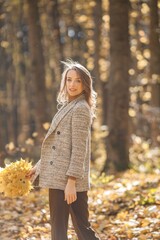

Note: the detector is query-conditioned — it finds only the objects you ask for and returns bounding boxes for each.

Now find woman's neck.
[68,91,84,102]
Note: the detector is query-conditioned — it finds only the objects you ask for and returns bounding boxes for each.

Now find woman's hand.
[65,177,77,205]
[26,166,37,180]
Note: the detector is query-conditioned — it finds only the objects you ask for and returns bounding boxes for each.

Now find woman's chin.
[68,92,78,97]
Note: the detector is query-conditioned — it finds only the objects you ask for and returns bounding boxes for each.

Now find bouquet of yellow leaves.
[0,158,33,198]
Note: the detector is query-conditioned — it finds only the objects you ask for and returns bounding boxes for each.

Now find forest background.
[0,0,160,172]
[0,0,160,239]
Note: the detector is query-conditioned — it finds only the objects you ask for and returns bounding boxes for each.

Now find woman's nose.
[70,81,76,87]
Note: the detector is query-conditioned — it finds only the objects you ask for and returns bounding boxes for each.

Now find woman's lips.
[69,89,76,91]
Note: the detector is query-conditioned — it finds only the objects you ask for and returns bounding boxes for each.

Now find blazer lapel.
[44,93,85,141]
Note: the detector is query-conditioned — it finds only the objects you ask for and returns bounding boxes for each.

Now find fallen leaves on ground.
[0,170,160,240]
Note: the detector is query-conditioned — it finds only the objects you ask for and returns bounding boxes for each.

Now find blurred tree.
[67,1,85,62]
[46,0,64,113]
[149,0,160,146]
[0,0,160,167]
[93,0,103,108]
[91,0,103,163]
[11,1,31,144]
[0,1,8,165]
[50,0,63,65]
[104,0,130,172]
[4,4,18,148]
[26,0,47,139]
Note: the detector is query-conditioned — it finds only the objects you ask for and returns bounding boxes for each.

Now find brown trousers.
[49,189,100,240]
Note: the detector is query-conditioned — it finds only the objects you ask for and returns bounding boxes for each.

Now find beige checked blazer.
[34,93,92,192]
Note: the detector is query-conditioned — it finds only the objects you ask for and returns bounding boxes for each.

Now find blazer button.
[57,131,60,135]
[52,146,56,150]
[50,161,53,165]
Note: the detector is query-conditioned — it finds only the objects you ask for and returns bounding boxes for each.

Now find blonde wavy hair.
[57,59,97,119]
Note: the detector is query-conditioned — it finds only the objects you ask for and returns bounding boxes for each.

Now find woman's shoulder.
[74,99,91,113]
[72,100,91,124]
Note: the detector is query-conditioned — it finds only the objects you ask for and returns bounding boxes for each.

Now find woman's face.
[66,70,84,98]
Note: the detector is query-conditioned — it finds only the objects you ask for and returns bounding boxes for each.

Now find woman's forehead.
[66,69,81,78]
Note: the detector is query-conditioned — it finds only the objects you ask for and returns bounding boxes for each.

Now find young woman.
[27,60,100,240]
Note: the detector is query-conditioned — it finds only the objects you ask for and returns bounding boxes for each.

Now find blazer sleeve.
[66,105,91,179]
[31,159,41,183]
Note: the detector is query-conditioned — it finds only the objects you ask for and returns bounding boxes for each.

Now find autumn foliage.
[0,159,33,198]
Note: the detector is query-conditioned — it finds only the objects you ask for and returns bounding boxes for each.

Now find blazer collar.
[44,93,85,140]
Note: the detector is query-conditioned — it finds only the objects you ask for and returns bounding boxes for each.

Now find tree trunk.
[47,0,64,113]
[91,0,103,163]
[149,0,160,146]
[93,0,103,106]
[10,1,31,145]
[50,0,64,67]
[4,4,19,148]
[0,1,8,165]
[104,0,130,173]
[26,0,47,140]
